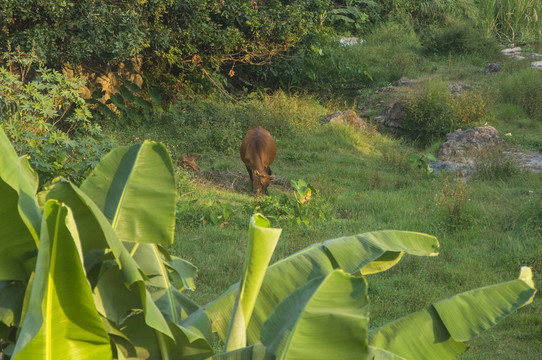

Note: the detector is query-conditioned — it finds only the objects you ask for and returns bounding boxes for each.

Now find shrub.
[162,97,245,154]
[0,50,113,186]
[400,78,490,140]
[421,21,500,57]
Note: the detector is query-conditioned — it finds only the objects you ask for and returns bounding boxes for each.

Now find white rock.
[531,61,542,69]
[501,47,522,55]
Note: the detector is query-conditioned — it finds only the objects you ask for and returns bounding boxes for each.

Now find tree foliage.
[0,0,332,87]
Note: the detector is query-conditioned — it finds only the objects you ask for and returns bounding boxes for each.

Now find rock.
[438,126,503,162]
[501,47,522,55]
[482,63,501,74]
[394,77,415,86]
[526,53,542,59]
[321,110,367,130]
[430,160,475,177]
[339,37,365,46]
[531,61,542,69]
[447,81,472,95]
[380,100,404,128]
[511,55,526,61]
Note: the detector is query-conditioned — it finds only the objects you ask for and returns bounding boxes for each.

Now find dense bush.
[0,0,333,93]
[246,22,420,93]
[400,78,490,140]
[0,50,113,186]
[420,21,500,57]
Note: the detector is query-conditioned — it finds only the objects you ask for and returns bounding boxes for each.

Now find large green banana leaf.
[117,313,214,360]
[0,129,41,281]
[11,201,112,360]
[212,344,266,360]
[199,230,439,344]
[167,255,198,292]
[224,214,282,351]
[80,140,176,245]
[261,269,369,360]
[46,180,174,339]
[130,242,200,322]
[368,267,537,360]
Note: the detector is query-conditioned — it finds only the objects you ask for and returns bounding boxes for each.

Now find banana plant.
[0,125,537,360]
[0,127,211,359]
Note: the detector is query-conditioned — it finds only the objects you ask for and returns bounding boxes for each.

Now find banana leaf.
[80,140,176,245]
[199,230,439,344]
[261,270,369,360]
[0,129,41,281]
[224,214,282,351]
[369,267,537,360]
[11,201,112,360]
[118,313,214,360]
[46,180,174,339]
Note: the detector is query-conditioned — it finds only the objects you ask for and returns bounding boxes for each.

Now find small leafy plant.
[410,153,437,177]
[247,179,328,228]
[199,195,232,227]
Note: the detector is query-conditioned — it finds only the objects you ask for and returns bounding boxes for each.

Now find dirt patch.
[191,169,293,193]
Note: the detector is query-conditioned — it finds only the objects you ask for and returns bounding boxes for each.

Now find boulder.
[321,110,367,130]
[531,61,542,69]
[437,126,503,162]
[501,47,522,56]
[482,63,501,74]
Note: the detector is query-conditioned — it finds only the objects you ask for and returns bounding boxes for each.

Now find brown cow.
[240,126,276,196]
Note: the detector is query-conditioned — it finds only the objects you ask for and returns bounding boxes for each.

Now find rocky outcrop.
[431,127,542,176]
[437,126,503,161]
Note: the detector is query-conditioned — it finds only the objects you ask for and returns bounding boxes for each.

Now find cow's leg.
[246,165,253,181]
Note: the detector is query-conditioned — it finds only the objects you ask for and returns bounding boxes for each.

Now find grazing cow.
[240,126,276,196]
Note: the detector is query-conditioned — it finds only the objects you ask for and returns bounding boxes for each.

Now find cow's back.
[240,126,276,168]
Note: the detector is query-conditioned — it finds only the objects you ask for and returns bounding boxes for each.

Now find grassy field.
[110,43,542,359]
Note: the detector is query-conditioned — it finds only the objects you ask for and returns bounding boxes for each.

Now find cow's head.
[253,170,275,196]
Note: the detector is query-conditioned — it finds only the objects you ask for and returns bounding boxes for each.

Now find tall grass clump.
[420,21,500,57]
[472,145,522,180]
[359,22,420,86]
[477,0,542,44]
[160,92,326,155]
[400,78,491,141]
[497,68,542,121]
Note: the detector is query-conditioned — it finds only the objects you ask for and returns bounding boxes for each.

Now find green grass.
[109,35,542,359]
